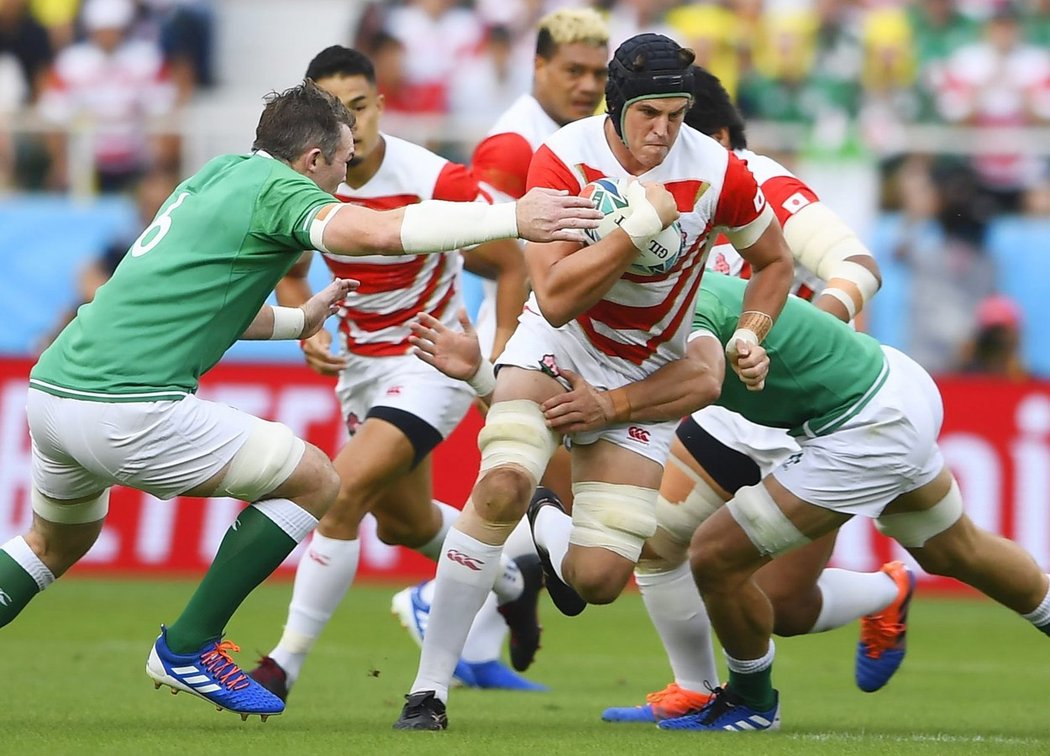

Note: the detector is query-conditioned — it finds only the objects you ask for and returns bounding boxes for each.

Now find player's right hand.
[410,309,483,382]
[727,340,769,391]
[300,329,347,375]
[516,187,603,244]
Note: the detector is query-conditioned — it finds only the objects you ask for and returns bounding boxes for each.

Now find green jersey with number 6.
[30,153,336,402]
[692,272,888,437]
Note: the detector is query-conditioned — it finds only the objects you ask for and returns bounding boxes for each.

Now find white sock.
[725,639,775,674]
[415,501,460,561]
[809,568,900,633]
[533,505,573,583]
[503,515,538,560]
[411,528,504,702]
[269,533,360,685]
[461,593,506,663]
[635,562,719,692]
[492,554,524,604]
[1021,576,1050,628]
[1,536,55,590]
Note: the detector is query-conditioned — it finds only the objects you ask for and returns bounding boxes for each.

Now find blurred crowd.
[1,0,1047,378]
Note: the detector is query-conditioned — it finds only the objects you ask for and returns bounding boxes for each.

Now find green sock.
[0,550,44,629]
[165,505,298,654]
[728,666,777,712]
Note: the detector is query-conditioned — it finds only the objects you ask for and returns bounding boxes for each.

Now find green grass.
[2,578,1047,755]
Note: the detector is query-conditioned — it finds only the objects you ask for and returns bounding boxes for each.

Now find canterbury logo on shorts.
[628,426,651,443]
[445,549,484,570]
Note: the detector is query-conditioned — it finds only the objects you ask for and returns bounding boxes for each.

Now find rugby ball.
[579,177,684,276]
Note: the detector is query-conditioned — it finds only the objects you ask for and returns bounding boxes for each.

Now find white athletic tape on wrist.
[478,400,559,483]
[216,419,306,502]
[309,203,345,253]
[270,306,306,340]
[725,483,809,557]
[568,481,659,562]
[401,200,517,254]
[31,487,109,525]
[467,360,497,397]
[727,328,759,359]
[875,478,964,547]
[827,261,881,309]
[620,180,666,251]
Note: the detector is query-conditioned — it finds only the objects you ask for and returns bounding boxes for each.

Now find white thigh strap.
[216,419,305,502]
[32,488,109,525]
[875,478,964,548]
[726,483,809,557]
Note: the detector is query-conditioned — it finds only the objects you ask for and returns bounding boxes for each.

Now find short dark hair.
[252,79,355,163]
[305,45,376,84]
[685,66,747,150]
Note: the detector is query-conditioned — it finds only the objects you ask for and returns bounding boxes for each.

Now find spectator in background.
[38,0,178,193]
[599,0,677,50]
[908,0,980,78]
[150,0,216,103]
[737,9,819,124]
[958,295,1028,380]
[667,2,742,98]
[0,0,52,190]
[29,0,79,51]
[935,4,1050,213]
[1026,0,1050,47]
[383,0,484,116]
[449,26,531,129]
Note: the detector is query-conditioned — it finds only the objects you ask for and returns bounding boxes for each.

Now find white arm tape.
[783,201,874,276]
[724,203,774,250]
[309,203,345,253]
[620,180,666,250]
[819,287,858,320]
[400,200,518,253]
[270,306,305,340]
[467,360,497,397]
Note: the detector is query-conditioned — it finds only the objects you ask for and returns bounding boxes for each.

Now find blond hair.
[536,8,609,58]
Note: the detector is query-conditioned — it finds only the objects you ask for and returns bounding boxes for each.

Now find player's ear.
[375,91,385,115]
[305,147,323,171]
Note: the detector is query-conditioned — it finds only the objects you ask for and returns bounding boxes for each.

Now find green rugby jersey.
[693,272,888,437]
[31,152,336,401]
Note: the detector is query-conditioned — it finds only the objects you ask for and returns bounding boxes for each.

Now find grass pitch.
[2,577,1047,755]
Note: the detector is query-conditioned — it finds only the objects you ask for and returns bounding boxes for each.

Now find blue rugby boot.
[658,685,780,732]
[146,626,284,720]
[855,561,915,693]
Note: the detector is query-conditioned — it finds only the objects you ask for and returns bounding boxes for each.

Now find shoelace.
[404,694,440,719]
[860,614,905,659]
[695,683,738,724]
[200,641,250,691]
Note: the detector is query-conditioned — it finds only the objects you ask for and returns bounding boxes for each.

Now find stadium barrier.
[1,357,1048,591]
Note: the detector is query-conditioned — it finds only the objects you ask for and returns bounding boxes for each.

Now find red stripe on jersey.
[527,145,582,194]
[336,193,422,211]
[472,132,534,199]
[577,254,707,365]
[325,256,428,295]
[341,279,457,355]
[339,259,451,332]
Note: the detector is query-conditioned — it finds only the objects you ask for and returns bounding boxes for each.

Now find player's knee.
[216,418,307,503]
[472,466,534,523]
[567,559,633,605]
[28,489,108,575]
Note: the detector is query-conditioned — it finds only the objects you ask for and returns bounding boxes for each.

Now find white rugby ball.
[580,177,684,276]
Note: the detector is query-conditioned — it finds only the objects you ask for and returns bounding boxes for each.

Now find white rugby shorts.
[496,307,675,466]
[772,346,946,518]
[335,350,474,439]
[691,405,801,478]
[27,390,264,500]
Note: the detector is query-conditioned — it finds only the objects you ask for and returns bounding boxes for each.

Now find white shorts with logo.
[336,351,474,439]
[691,405,801,478]
[28,390,260,501]
[772,346,946,518]
[496,309,675,467]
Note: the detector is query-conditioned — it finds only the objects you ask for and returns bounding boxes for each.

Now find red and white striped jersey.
[706,149,823,301]
[471,93,561,202]
[321,134,483,357]
[526,117,770,379]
